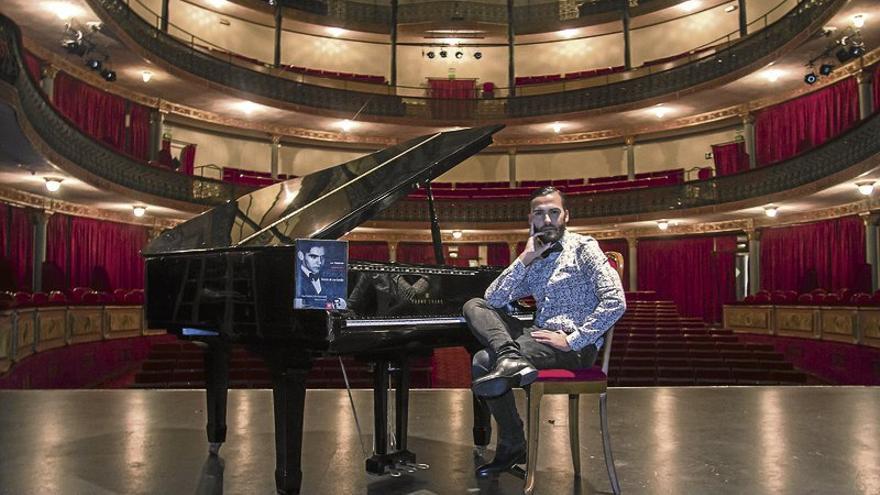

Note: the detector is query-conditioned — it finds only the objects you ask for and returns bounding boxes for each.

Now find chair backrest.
[601,250,623,376]
[605,251,624,280]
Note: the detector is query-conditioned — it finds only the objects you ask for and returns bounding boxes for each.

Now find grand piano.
[142,124,530,494]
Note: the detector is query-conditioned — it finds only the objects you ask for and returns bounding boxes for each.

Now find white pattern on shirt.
[484,232,626,352]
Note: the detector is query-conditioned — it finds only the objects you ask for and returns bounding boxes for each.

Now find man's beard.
[538,224,565,243]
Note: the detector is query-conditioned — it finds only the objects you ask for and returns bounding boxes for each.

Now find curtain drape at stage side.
[0,204,33,291]
[760,216,866,293]
[67,216,149,290]
[129,103,151,161]
[53,72,128,154]
[637,236,736,323]
[487,243,509,267]
[348,242,390,262]
[45,214,69,288]
[754,77,859,166]
[397,243,438,265]
[427,79,477,120]
[23,51,42,84]
[873,63,880,113]
[712,141,749,176]
[179,144,197,176]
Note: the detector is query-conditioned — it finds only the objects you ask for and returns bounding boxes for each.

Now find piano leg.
[264,349,311,495]
[204,342,230,456]
[394,358,410,454]
[366,358,416,476]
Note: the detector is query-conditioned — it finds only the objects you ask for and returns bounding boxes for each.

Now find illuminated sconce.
[764,206,778,217]
[452,230,463,239]
[856,181,875,196]
[44,177,63,192]
[657,220,669,231]
[142,70,153,82]
[133,206,147,217]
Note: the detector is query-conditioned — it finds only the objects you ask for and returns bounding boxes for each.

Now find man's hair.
[530,185,567,209]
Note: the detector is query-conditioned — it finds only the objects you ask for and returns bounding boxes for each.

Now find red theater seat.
[124,290,145,305]
[0,291,14,310]
[80,291,100,304]
[31,292,49,306]
[851,293,871,305]
[13,291,31,306]
[48,291,67,305]
[796,293,813,304]
[113,288,128,304]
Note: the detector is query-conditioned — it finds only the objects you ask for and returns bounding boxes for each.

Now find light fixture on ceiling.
[856,181,875,196]
[132,205,147,217]
[141,70,153,82]
[657,220,669,231]
[440,49,448,58]
[234,100,261,114]
[100,68,116,82]
[44,2,86,20]
[452,230,463,239]
[803,71,818,85]
[764,206,778,217]
[449,251,459,259]
[550,122,563,134]
[652,104,668,119]
[427,51,435,59]
[327,27,344,37]
[339,119,356,132]
[852,14,866,29]
[559,29,577,39]
[473,51,482,60]
[819,63,834,76]
[44,177,63,192]
[724,4,737,13]
[86,58,102,71]
[455,51,463,59]
[762,69,782,82]
[208,0,226,8]
[679,0,700,13]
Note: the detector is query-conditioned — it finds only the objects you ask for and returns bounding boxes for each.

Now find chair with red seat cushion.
[753,293,771,304]
[743,295,756,304]
[523,328,620,495]
[837,288,853,304]
[812,293,827,305]
[851,293,871,305]
[0,291,14,310]
[48,291,67,305]
[810,288,827,295]
[13,291,31,306]
[770,292,786,304]
[784,290,798,303]
[797,293,813,304]
[70,286,91,303]
[123,289,144,305]
[823,293,840,305]
[113,288,128,304]
[31,292,49,306]
[80,291,100,305]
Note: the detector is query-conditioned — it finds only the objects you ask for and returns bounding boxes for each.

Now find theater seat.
[48,291,67,305]
[31,292,49,306]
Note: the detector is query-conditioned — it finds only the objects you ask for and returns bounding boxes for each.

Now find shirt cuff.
[565,331,584,352]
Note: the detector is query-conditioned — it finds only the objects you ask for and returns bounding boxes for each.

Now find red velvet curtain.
[427,78,477,120]
[487,243,509,266]
[45,214,70,286]
[397,242,438,265]
[53,72,128,154]
[23,51,42,84]
[348,242,390,262]
[64,216,149,290]
[179,144,197,175]
[874,63,880,113]
[446,244,479,267]
[712,141,749,176]
[755,77,859,166]
[0,203,33,291]
[128,103,152,161]
[637,236,737,323]
[760,216,866,293]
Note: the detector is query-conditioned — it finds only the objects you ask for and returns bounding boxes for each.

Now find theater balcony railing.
[375,110,880,223]
[89,0,841,121]
[0,16,247,209]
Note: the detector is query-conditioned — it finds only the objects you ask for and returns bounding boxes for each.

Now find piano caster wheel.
[208,442,222,456]
[473,446,487,458]
[389,469,403,478]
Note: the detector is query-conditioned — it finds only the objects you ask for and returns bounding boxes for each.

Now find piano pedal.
[208,442,223,456]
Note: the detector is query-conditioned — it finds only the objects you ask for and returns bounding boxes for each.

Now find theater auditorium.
[0,0,879,493]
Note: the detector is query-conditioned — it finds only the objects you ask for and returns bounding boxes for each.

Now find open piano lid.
[143,124,504,256]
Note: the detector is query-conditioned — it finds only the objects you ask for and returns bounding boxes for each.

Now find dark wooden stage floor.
[1,387,878,494]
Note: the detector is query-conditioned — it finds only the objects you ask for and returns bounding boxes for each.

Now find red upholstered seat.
[113,288,128,304]
[31,292,49,305]
[70,286,91,303]
[80,291,100,304]
[13,291,31,306]
[536,367,606,382]
[851,293,871,305]
[797,293,813,304]
[0,291,14,310]
[48,290,67,304]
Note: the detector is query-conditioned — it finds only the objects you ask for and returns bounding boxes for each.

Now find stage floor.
[0,387,878,494]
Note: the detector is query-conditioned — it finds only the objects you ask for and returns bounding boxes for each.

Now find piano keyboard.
[344,313,534,328]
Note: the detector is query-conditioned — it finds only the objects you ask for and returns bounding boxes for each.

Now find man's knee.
[463,297,489,320]
[472,349,492,379]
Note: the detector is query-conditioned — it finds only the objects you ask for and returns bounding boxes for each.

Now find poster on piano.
[294,239,348,310]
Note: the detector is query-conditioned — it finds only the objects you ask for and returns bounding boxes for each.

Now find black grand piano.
[143,125,532,494]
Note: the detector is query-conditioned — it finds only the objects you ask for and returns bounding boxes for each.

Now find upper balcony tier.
[85,0,843,122]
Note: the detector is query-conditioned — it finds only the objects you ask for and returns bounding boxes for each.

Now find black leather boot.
[472,343,537,398]
[475,442,526,478]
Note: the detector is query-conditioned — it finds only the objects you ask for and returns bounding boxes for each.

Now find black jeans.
[463,298,598,448]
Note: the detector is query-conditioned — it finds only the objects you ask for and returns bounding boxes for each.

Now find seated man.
[463,185,626,477]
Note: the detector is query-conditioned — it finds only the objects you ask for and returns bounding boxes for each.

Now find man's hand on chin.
[531,329,571,351]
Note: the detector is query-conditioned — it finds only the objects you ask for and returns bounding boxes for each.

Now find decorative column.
[746,229,761,295]
[741,112,757,169]
[161,0,170,32]
[29,209,50,292]
[148,109,165,162]
[389,0,398,86]
[388,241,398,263]
[40,65,58,102]
[737,0,748,37]
[507,0,516,96]
[857,69,874,121]
[270,135,281,179]
[626,236,637,291]
[624,136,636,180]
[622,2,632,70]
[861,213,880,292]
[273,1,283,67]
[507,148,517,187]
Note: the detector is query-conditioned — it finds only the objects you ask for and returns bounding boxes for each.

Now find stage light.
[679,0,700,12]
[849,45,865,58]
[836,47,854,63]
[559,29,577,38]
[62,39,88,57]
[234,100,261,114]
[86,58,101,70]
[852,14,866,29]
[44,178,63,192]
[856,181,875,196]
[327,27,344,37]
[764,206,778,217]
[652,104,668,119]
[455,51,463,59]
[724,4,737,13]
[339,119,356,132]
[803,72,818,85]
[762,69,782,82]
[44,2,85,20]
[427,51,435,59]
[100,69,116,81]
[132,206,147,217]
[550,122,563,133]
[657,220,669,231]
[440,50,448,58]
[141,70,153,82]
[452,230,463,239]
[473,51,482,60]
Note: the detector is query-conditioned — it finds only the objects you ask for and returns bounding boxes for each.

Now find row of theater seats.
[0,288,145,309]
[742,289,880,306]
[281,65,387,85]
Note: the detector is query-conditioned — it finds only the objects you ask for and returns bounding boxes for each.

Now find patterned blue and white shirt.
[485,231,626,352]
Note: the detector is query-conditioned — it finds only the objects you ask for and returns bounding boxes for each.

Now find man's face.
[529,192,569,243]
[301,246,326,274]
